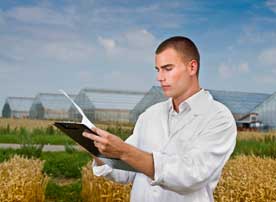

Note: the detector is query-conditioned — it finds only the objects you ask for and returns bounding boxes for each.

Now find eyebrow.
[155,64,174,70]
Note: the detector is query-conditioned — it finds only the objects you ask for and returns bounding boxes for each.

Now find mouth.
[161,85,171,90]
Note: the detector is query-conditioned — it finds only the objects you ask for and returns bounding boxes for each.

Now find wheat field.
[81,156,276,202]
[0,155,48,202]
[0,118,133,131]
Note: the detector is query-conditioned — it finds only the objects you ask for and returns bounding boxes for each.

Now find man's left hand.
[83,128,125,159]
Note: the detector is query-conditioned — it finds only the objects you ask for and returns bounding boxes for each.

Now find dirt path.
[0,143,80,152]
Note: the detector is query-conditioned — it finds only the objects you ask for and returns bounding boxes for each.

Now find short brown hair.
[155,36,200,77]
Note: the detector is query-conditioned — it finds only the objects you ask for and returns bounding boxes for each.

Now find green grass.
[0,125,75,145]
[0,148,90,201]
[0,148,91,178]
[0,134,75,145]
[233,134,276,159]
[45,179,82,202]
[233,139,276,158]
[106,126,132,140]
[42,151,91,178]
[0,148,17,162]
[0,125,132,144]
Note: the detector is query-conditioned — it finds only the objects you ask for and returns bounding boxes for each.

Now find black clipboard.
[54,121,138,172]
[54,121,103,157]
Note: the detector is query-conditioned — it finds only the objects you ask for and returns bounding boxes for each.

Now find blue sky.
[1,0,276,113]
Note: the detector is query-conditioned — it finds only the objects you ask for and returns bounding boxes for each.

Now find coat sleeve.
[150,109,237,194]
[92,114,144,184]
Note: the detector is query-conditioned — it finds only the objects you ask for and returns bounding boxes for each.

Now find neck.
[172,84,201,112]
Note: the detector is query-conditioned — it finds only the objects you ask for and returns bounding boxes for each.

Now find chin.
[162,91,173,97]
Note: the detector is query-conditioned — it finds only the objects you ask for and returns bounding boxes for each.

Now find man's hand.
[83,127,155,179]
[83,127,126,159]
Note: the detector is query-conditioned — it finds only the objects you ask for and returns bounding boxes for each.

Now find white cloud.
[258,48,276,66]
[0,16,95,65]
[5,6,76,27]
[238,62,249,73]
[98,37,116,52]
[97,29,157,64]
[238,25,276,45]
[218,62,250,79]
[41,40,95,63]
[266,0,276,13]
[124,29,156,49]
[218,64,234,79]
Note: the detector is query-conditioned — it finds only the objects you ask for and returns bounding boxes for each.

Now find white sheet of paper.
[59,89,95,129]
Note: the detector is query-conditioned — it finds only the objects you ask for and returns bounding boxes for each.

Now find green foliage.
[45,125,55,135]
[0,126,74,145]
[106,126,132,140]
[31,126,61,136]
[0,125,17,135]
[0,148,17,163]
[0,125,133,144]
[0,145,43,160]
[45,180,82,202]
[0,125,64,136]
[42,151,90,178]
[18,144,44,158]
[0,148,91,179]
[233,137,276,158]
[17,126,44,158]
[64,142,77,153]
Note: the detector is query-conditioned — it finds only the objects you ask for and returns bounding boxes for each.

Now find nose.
[157,70,165,82]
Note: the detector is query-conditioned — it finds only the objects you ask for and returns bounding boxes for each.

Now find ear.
[188,60,198,76]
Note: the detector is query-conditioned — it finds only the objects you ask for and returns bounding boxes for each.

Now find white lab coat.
[93,90,237,202]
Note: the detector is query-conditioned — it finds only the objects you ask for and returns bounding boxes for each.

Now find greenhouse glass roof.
[5,97,34,111]
[152,86,271,114]
[34,93,76,110]
[80,88,146,110]
[208,89,271,114]
[253,92,276,112]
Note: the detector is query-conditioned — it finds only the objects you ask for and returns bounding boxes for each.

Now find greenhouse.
[208,89,271,120]
[252,92,276,129]
[130,86,274,128]
[69,88,145,123]
[2,97,34,118]
[130,86,167,123]
[29,93,76,120]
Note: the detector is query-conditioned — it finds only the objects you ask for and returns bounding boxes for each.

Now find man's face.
[155,48,192,99]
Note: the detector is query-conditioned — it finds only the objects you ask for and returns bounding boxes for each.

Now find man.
[83,36,237,202]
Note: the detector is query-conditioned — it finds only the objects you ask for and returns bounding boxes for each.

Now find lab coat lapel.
[169,89,212,137]
[160,100,170,138]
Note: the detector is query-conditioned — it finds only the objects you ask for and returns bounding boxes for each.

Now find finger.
[91,127,97,133]
[83,132,108,145]
[82,131,94,139]
[94,127,109,138]
[91,134,108,144]
[83,132,102,142]
[93,141,105,152]
[94,141,100,148]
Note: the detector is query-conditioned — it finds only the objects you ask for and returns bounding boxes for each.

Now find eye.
[165,67,172,71]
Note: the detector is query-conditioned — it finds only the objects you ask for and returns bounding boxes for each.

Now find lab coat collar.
[167,89,212,116]
[185,89,212,115]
